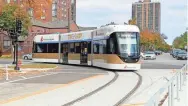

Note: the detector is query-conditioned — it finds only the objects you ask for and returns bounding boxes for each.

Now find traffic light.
[9,29,15,36]
[16,19,22,34]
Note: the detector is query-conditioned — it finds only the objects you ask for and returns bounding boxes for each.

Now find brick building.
[132,0,161,33]
[0,0,78,56]
[0,0,96,56]
[3,0,76,23]
[0,19,79,55]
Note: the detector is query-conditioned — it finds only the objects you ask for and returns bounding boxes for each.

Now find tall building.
[132,0,161,33]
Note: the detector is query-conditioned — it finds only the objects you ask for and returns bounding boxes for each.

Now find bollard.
[183,71,185,86]
[179,72,182,91]
[168,85,171,106]
[171,82,174,106]
[176,75,179,101]
[5,64,9,80]
[154,94,159,106]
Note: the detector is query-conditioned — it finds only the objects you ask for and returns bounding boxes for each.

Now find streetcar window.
[75,42,80,53]
[47,43,58,53]
[99,40,106,54]
[36,44,47,53]
[110,38,115,53]
[93,41,99,54]
[102,40,107,54]
[69,43,75,53]
[32,42,36,53]
[107,33,118,54]
[88,41,91,54]
[61,43,63,53]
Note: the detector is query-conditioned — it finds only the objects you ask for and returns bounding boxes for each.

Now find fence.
[144,64,187,106]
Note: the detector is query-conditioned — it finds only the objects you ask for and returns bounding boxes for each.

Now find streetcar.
[32,24,141,70]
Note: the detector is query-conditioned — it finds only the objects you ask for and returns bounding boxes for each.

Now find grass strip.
[8,64,57,69]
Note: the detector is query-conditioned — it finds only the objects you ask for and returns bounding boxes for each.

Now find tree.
[140,29,169,51]
[0,4,31,36]
[128,18,136,25]
[172,32,187,49]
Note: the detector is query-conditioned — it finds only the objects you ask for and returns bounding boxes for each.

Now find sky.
[76,0,187,45]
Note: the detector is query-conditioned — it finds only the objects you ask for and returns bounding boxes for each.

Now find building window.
[3,40,11,49]
[52,1,57,17]
[3,36,11,49]
[28,8,34,18]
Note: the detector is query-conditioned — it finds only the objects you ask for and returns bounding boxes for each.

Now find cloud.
[77,0,137,27]
[77,0,136,11]
[76,0,187,45]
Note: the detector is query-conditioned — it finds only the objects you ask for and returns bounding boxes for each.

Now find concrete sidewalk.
[162,76,187,106]
[0,72,112,106]
[0,69,182,106]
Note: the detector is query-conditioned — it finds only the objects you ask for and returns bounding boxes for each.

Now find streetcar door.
[62,43,68,63]
[80,42,88,64]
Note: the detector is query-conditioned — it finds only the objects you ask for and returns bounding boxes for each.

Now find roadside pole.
[5,64,9,80]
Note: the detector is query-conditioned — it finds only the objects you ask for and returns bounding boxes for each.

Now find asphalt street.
[141,53,186,69]
[0,59,32,64]
[0,53,187,106]
[0,53,186,69]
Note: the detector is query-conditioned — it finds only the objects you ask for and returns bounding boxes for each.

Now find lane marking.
[121,103,145,106]
[0,71,107,85]
[47,71,108,75]
[0,72,60,85]
[0,74,103,104]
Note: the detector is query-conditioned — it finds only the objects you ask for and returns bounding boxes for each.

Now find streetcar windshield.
[117,32,139,57]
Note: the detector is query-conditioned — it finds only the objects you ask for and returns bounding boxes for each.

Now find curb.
[158,92,168,106]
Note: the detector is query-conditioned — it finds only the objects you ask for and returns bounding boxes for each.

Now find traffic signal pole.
[14,36,19,70]
[12,44,16,64]
[14,19,22,71]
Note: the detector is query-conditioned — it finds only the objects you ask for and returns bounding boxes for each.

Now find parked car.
[170,51,173,55]
[143,51,156,60]
[172,49,181,58]
[22,53,32,60]
[155,50,161,55]
[176,51,187,60]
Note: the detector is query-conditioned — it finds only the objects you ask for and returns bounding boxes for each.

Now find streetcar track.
[62,72,119,106]
[113,72,142,106]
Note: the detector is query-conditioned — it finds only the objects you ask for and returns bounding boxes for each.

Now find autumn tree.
[0,4,31,36]
[173,32,187,49]
[140,29,170,51]
[128,18,136,25]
